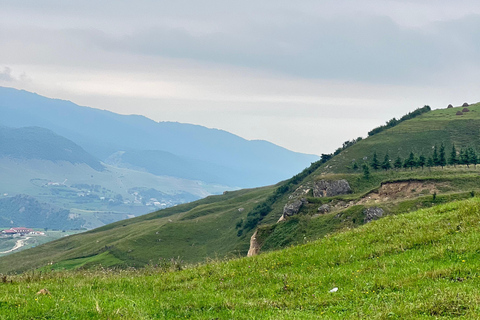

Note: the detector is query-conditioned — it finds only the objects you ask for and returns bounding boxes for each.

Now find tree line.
[368,105,431,136]
[356,144,479,178]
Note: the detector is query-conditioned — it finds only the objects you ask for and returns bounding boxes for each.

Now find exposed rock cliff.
[313,179,352,197]
[277,198,307,222]
[247,230,261,257]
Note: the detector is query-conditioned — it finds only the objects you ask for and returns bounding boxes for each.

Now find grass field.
[1,198,480,319]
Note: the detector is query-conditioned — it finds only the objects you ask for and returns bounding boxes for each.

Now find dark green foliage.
[405,152,416,170]
[352,162,359,170]
[467,147,478,168]
[449,145,458,166]
[394,156,403,169]
[460,148,468,166]
[368,105,431,136]
[439,143,446,168]
[427,157,434,168]
[381,153,391,170]
[418,155,426,169]
[433,145,439,166]
[241,157,328,233]
[362,163,370,179]
[371,151,380,170]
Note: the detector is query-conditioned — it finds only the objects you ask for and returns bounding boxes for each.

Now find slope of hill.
[2,103,480,273]
[0,126,103,171]
[0,86,318,187]
[0,194,83,230]
[325,102,480,173]
[2,198,480,319]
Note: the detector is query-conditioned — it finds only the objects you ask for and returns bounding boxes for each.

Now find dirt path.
[0,237,30,254]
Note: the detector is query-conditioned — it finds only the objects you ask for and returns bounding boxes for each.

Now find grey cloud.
[2,1,480,85]
[0,67,14,82]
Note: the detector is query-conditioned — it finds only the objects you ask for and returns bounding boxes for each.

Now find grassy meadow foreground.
[2,198,480,319]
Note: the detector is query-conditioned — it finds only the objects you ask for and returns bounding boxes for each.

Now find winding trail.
[0,237,30,254]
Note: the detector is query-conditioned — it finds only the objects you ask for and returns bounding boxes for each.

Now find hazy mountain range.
[0,86,317,230]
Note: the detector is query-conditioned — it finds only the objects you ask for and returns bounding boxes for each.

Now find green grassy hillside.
[326,102,480,173]
[0,186,275,273]
[2,103,480,273]
[2,198,480,319]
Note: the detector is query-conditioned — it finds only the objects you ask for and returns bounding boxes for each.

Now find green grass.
[0,186,275,274]
[2,198,480,319]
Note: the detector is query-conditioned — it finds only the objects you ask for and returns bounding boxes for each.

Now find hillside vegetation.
[2,198,480,319]
[2,103,480,273]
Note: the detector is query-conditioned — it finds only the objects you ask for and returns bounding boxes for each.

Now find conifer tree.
[418,154,426,169]
[466,147,477,168]
[371,151,380,170]
[432,145,439,166]
[406,152,416,170]
[460,148,468,166]
[426,156,434,169]
[394,156,403,169]
[381,153,391,171]
[470,148,479,168]
[362,163,370,179]
[449,145,458,167]
[439,143,446,168]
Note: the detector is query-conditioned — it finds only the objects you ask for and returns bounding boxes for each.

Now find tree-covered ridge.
[368,105,431,136]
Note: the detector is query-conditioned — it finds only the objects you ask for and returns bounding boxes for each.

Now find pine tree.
[362,163,370,179]
[432,145,439,166]
[381,153,391,171]
[418,154,426,169]
[449,145,457,167]
[394,156,403,169]
[439,143,446,168]
[371,152,380,170]
[426,156,434,169]
[471,148,479,168]
[466,147,477,168]
[460,148,468,166]
[406,152,416,170]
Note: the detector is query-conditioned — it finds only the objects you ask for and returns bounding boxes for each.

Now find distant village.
[1,227,44,237]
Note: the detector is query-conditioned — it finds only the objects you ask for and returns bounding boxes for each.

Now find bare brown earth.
[356,181,442,204]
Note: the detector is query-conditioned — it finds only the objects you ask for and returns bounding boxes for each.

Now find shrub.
[456,111,463,116]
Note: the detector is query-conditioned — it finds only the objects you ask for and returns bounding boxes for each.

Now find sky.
[1,0,480,156]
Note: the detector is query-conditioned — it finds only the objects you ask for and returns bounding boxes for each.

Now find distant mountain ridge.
[0,86,318,187]
[0,126,103,171]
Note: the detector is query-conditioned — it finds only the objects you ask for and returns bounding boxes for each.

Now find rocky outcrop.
[313,180,352,197]
[317,204,331,214]
[363,207,384,223]
[278,198,307,222]
[247,230,261,257]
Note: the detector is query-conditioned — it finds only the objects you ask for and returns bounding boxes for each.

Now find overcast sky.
[1,1,480,155]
